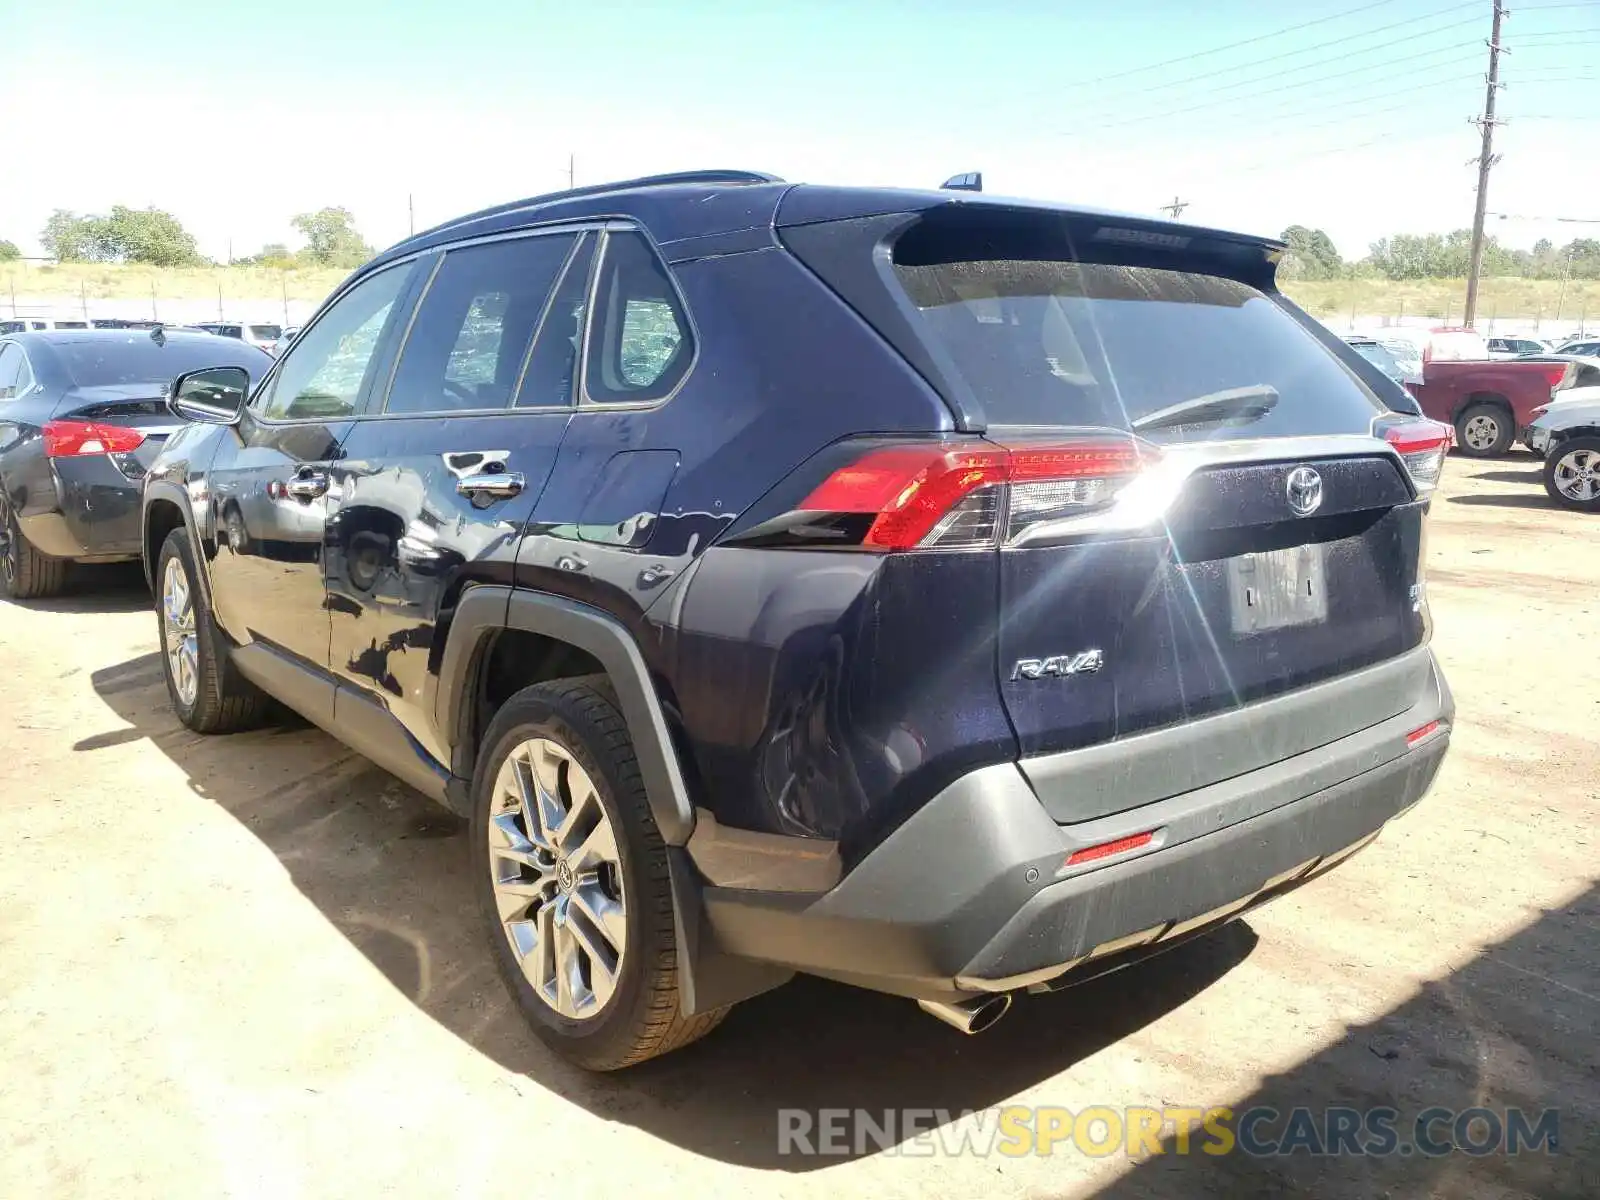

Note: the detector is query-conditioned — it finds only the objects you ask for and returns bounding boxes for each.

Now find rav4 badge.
[1012,650,1105,681]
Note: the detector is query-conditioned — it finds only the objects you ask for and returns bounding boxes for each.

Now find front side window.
[386,234,574,414]
[258,263,414,421]
[584,230,692,404]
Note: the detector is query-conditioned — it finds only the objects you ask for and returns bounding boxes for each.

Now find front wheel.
[1454,403,1515,458]
[471,678,728,1070]
[1544,436,1600,512]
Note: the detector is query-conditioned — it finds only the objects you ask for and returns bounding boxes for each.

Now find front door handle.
[284,471,329,501]
[457,471,525,501]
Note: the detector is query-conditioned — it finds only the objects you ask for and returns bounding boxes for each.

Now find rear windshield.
[1349,341,1404,381]
[891,258,1384,437]
[249,324,283,340]
[55,337,267,388]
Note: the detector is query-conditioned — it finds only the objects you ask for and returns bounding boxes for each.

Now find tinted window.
[0,321,25,335]
[248,324,282,340]
[54,335,268,388]
[516,233,595,408]
[584,231,691,404]
[0,345,23,399]
[387,235,573,414]
[1350,340,1404,382]
[54,321,88,330]
[891,257,1383,437]
[259,264,414,421]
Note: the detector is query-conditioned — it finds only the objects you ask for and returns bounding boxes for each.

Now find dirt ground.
[1,453,1595,1199]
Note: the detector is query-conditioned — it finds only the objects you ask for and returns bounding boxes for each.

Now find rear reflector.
[798,439,1155,551]
[1405,720,1442,746]
[1382,419,1452,495]
[42,419,147,458]
[1064,830,1155,867]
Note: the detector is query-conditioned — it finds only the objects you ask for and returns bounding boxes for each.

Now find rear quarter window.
[892,258,1384,439]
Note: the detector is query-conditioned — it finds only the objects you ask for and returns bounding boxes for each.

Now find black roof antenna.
[941,172,983,192]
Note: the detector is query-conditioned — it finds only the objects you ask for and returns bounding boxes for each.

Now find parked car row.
[4,174,1471,1072]
[0,317,297,356]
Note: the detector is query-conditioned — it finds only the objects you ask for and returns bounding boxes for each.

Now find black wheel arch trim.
[141,479,213,605]
[436,585,697,847]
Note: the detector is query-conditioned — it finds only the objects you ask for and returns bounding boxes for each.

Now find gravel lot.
[1,453,1595,1199]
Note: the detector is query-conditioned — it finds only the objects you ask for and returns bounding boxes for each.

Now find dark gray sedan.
[0,329,271,598]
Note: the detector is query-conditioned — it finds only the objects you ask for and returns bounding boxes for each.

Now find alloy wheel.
[488,737,628,1020]
[1552,447,1600,503]
[0,492,15,589]
[161,556,199,707]
[1462,413,1501,452]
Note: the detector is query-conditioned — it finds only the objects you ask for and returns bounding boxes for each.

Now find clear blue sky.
[3,0,1596,260]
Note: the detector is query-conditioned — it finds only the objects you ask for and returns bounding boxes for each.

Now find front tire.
[1544,436,1600,512]
[156,528,270,732]
[0,489,68,600]
[1455,402,1515,458]
[471,678,728,1070]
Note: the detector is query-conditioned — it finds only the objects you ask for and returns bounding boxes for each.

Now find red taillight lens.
[798,439,1154,551]
[42,420,147,457]
[1065,830,1155,867]
[1383,419,1452,495]
[1406,720,1442,746]
[1539,363,1572,394]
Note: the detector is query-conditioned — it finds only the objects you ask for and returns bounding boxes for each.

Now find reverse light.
[42,420,147,458]
[798,439,1156,551]
[1383,419,1452,495]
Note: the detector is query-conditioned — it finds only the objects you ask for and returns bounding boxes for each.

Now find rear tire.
[0,489,68,600]
[1454,402,1514,458]
[156,527,270,732]
[471,678,728,1070]
[1543,436,1600,513]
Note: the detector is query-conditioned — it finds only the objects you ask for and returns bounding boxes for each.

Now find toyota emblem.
[1285,466,1323,517]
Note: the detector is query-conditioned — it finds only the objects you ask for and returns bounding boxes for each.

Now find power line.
[1067,55,1486,137]
[1054,0,1413,88]
[1060,4,1484,108]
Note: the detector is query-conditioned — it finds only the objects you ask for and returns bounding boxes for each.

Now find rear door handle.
[457,471,525,500]
[284,471,329,501]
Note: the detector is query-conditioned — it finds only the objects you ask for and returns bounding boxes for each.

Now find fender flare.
[436,585,696,847]
[141,478,214,605]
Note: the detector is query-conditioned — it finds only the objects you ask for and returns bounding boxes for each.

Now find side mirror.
[169,366,250,425]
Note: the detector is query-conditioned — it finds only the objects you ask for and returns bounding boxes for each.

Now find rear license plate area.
[1227,543,1327,634]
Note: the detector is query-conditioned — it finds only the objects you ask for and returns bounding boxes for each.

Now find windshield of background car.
[1351,341,1404,380]
[55,336,267,388]
[891,256,1384,438]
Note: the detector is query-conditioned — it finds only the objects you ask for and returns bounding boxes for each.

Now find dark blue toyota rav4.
[140,170,1454,1070]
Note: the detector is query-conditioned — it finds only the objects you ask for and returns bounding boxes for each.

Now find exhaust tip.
[917,993,1012,1035]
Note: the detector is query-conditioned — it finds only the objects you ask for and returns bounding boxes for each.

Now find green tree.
[1279,225,1344,280]
[41,210,111,261]
[0,240,20,262]
[40,206,201,266]
[291,207,373,269]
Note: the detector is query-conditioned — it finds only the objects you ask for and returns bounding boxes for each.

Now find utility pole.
[1160,196,1188,219]
[565,154,576,190]
[408,194,415,236]
[1464,0,1507,328]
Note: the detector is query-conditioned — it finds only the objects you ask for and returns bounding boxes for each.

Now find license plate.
[1227,544,1328,634]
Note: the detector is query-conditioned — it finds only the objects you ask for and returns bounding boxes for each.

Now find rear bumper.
[700,648,1452,1001]
[16,458,143,561]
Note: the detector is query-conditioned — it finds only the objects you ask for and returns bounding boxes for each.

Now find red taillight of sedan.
[41,420,147,458]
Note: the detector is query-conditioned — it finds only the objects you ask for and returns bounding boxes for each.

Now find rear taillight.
[797,438,1156,551]
[1539,362,1573,396]
[42,420,147,457]
[1383,419,1452,495]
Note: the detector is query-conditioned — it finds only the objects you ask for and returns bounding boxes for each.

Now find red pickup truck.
[1411,358,1573,458]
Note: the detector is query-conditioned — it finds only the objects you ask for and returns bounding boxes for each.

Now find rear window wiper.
[1131,385,1280,432]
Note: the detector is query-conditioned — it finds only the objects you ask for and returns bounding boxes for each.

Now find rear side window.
[517,233,595,408]
[584,230,692,404]
[386,234,575,414]
[0,344,24,399]
[891,257,1384,437]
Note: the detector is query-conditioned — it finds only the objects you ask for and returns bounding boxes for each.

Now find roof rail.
[402,170,785,248]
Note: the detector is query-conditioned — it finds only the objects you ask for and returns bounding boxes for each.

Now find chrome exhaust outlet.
[917,994,1012,1035]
